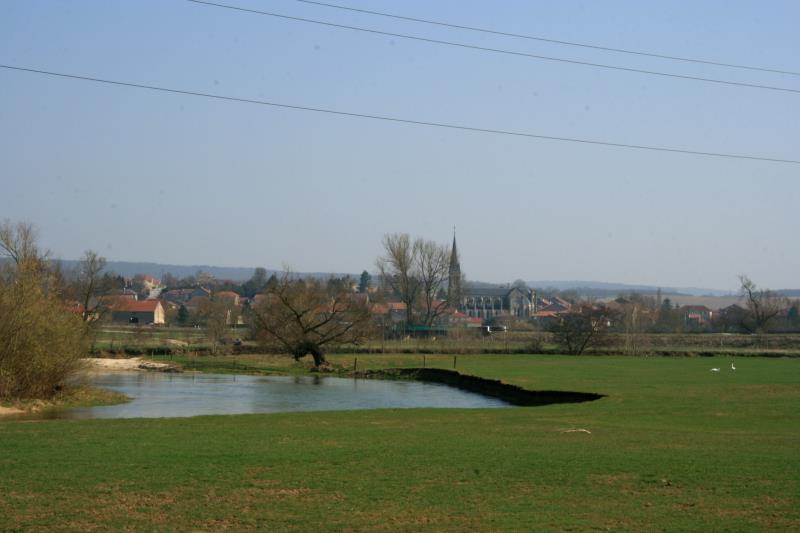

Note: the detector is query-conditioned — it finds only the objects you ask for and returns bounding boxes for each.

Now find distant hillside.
[41,259,795,297]
[526,280,735,297]
[53,260,356,283]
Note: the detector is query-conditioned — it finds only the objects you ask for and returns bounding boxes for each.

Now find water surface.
[32,372,509,419]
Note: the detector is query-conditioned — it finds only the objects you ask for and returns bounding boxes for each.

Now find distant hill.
[39,259,795,298]
[53,260,356,282]
[526,280,735,297]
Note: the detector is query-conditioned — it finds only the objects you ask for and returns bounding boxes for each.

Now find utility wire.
[291,0,800,77]
[185,0,800,96]
[1,64,797,165]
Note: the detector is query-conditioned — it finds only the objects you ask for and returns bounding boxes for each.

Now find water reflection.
[20,372,509,420]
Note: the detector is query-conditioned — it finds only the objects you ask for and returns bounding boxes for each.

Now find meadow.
[1,354,798,531]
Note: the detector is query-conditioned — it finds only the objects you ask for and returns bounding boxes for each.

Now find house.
[110,300,165,325]
[213,291,240,306]
[162,286,211,303]
[680,305,713,327]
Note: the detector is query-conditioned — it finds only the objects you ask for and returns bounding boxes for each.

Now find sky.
[1,0,798,290]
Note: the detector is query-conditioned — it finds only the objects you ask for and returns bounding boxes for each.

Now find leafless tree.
[250,272,372,367]
[73,250,108,324]
[739,275,787,333]
[376,233,419,326]
[547,304,616,355]
[415,239,450,326]
[197,298,231,354]
[376,233,451,328]
[0,220,42,267]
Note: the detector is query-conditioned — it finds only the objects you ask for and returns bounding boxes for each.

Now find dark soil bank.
[351,368,604,407]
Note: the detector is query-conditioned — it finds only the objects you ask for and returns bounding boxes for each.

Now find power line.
[1,64,797,165]
[185,0,800,96]
[291,0,800,77]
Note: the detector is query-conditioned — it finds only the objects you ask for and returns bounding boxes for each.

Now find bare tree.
[376,233,451,328]
[547,304,615,355]
[376,233,419,327]
[415,239,450,326]
[198,298,231,354]
[0,220,42,267]
[74,250,108,324]
[250,273,372,367]
[739,275,787,333]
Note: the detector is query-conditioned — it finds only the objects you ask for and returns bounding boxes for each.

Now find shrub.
[0,262,85,399]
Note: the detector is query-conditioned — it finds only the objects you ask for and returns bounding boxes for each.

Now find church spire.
[449,229,460,271]
[448,228,462,307]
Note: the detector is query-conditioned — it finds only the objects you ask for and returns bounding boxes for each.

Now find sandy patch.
[0,405,25,416]
[84,358,173,372]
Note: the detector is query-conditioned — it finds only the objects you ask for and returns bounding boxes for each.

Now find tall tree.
[739,275,787,333]
[74,250,108,324]
[376,233,452,328]
[358,270,371,293]
[197,298,230,354]
[376,233,419,327]
[243,267,268,297]
[547,304,615,355]
[414,239,450,326]
[250,272,372,367]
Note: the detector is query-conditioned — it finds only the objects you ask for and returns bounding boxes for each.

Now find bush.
[0,263,85,399]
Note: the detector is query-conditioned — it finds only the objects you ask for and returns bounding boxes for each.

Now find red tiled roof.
[113,300,161,312]
[214,291,240,299]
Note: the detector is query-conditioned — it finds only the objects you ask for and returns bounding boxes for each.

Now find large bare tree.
[414,239,450,326]
[73,250,108,324]
[376,233,451,328]
[547,304,616,355]
[739,275,787,333]
[250,273,372,367]
[376,233,419,326]
[0,220,41,265]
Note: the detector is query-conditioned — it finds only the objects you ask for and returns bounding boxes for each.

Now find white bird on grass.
[731,362,736,371]
[710,367,720,372]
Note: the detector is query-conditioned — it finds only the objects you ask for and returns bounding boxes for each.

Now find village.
[67,234,799,347]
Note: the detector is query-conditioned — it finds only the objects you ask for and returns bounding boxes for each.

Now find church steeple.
[447,229,462,307]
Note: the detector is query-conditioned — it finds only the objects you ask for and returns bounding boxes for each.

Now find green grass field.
[1,355,798,531]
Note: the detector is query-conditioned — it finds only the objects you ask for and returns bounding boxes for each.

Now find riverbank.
[0,385,129,418]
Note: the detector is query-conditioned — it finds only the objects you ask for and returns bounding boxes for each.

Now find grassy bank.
[87,325,800,357]
[1,355,798,530]
[0,384,129,416]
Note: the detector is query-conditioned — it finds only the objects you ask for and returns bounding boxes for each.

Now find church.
[447,234,536,320]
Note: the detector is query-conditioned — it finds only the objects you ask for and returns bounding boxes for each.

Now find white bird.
[731,362,736,371]
[710,367,720,372]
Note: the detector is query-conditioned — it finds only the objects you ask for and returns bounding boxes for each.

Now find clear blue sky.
[2,0,798,290]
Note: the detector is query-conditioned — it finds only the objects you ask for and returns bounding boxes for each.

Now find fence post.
[353,357,358,371]
[453,355,457,369]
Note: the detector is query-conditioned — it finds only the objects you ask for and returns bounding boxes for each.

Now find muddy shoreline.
[350,368,604,407]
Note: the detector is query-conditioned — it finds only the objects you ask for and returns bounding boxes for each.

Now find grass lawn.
[1,355,798,531]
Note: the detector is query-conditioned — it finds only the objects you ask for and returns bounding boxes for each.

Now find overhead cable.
[1,64,797,165]
[290,0,800,77]
[185,0,800,96]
